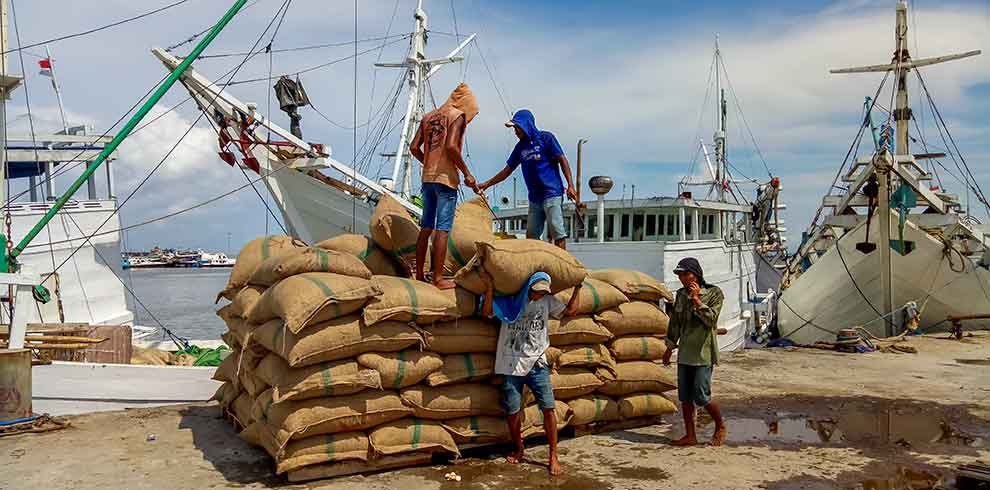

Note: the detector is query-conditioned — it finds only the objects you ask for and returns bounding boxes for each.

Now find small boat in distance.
[200,252,236,268]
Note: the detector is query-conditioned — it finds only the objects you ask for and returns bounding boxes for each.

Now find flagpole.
[44,44,69,133]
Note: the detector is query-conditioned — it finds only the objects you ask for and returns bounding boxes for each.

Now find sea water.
[126,268,229,341]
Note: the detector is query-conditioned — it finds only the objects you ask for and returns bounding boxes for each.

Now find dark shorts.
[500,364,555,415]
[420,182,457,231]
[677,363,713,406]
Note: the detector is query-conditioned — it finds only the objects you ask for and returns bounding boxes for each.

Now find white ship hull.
[263,163,374,244]
[778,210,990,344]
[568,239,758,352]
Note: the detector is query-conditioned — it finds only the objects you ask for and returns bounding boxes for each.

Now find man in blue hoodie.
[477,109,577,249]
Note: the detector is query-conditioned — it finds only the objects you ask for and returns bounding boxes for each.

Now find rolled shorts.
[527,196,567,241]
[677,363,713,406]
[420,182,457,231]
[500,363,555,415]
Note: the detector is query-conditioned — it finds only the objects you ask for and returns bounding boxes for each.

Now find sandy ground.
[2,333,989,490]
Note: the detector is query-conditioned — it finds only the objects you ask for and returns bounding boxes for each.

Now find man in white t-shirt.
[481,273,580,476]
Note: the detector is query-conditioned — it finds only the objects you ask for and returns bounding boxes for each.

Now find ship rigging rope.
[39,0,294,285]
[195,33,409,59]
[1,0,196,56]
[716,52,772,179]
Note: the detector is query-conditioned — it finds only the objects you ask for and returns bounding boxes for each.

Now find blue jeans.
[677,364,713,406]
[527,196,567,241]
[420,182,457,231]
[500,364,555,415]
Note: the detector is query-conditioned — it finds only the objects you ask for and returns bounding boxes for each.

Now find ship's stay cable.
[361,0,402,167]
[9,0,60,284]
[165,0,267,53]
[41,0,293,289]
[2,0,196,56]
[195,34,408,59]
[717,52,772,178]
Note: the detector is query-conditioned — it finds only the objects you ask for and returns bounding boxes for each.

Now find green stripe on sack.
[394,244,418,257]
[325,434,336,460]
[261,236,272,260]
[320,365,335,395]
[447,235,469,267]
[398,279,420,321]
[639,337,649,359]
[411,418,422,449]
[469,416,480,435]
[393,351,407,389]
[261,398,274,422]
[317,249,330,271]
[585,347,594,364]
[584,280,601,312]
[272,326,284,354]
[300,274,341,318]
[358,241,377,260]
[462,353,476,379]
[594,397,603,419]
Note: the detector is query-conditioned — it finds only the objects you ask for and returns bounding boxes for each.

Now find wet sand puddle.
[695,402,984,449]
[409,458,612,490]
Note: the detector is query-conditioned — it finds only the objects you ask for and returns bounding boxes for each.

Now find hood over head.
[506,109,539,142]
[442,82,479,124]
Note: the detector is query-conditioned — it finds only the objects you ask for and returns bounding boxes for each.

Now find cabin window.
[685,215,692,237]
[701,215,714,235]
[520,218,527,233]
[632,214,645,241]
[646,215,657,236]
[587,215,598,239]
[605,214,615,241]
[620,214,630,239]
[666,214,676,236]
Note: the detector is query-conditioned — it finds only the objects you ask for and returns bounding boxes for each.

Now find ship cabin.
[492,194,756,246]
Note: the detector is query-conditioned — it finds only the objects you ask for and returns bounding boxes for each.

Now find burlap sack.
[444,197,496,275]
[240,422,262,446]
[252,316,423,368]
[550,367,607,399]
[230,285,266,318]
[425,353,494,386]
[211,381,239,409]
[226,318,257,349]
[454,239,587,295]
[590,269,674,302]
[247,273,382,333]
[249,247,372,287]
[217,303,239,324]
[420,319,500,354]
[520,400,572,439]
[567,394,621,426]
[598,361,677,397]
[260,390,411,449]
[356,350,443,390]
[595,301,669,337]
[221,235,307,300]
[369,194,422,275]
[442,416,510,444]
[286,454,434,483]
[231,392,255,427]
[362,276,461,326]
[609,336,667,361]
[553,278,628,315]
[618,393,678,419]
[255,422,370,474]
[400,384,503,420]
[255,353,381,402]
[239,366,270,398]
[369,418,460,457]
[132,346,175,366]
[212,352,239,385]
[548,316,613,346]
[316,234,400,277]
[545,344,616,376]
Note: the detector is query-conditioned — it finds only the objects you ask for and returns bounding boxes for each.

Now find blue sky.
[5,0,989,253]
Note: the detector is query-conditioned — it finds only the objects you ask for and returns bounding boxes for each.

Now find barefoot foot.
[670,435,698,446]
[506,451,524,464]
[708,426,727,447]
[433,278,456,290]
[548,455,562,476]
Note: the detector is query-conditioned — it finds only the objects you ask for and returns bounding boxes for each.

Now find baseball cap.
[530,280,551,293]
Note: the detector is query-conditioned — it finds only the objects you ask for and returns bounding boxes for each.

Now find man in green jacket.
[662,257,727,446]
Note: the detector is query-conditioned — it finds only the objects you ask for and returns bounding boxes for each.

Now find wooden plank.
[287,453,433,483]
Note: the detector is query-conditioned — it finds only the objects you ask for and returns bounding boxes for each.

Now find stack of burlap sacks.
[212,195,679,482]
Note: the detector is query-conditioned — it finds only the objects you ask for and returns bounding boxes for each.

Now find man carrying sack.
[662,257,727,446]
[480,271,581,476]
[477,109,577,249]
[410,83,480,289]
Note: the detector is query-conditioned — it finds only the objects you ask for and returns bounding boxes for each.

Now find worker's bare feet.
[506,451,524,464]
[708,426,727,447]
[433,278,456,290]
[548,454,562,476]
[670,435,698,446]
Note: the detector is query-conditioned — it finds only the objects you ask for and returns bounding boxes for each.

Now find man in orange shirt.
[410,83,479,289]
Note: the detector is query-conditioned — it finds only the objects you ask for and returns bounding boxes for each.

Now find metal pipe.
[597,194,605,243]
[10,0,249,259]
[576,138,588,242]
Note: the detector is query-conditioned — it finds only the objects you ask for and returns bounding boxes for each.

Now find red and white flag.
[38,58,53,77]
